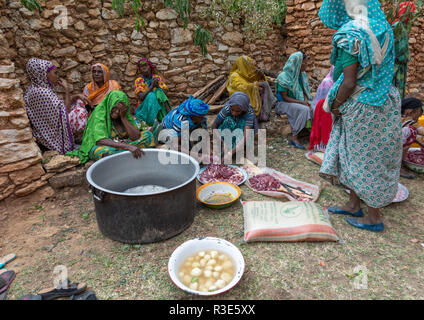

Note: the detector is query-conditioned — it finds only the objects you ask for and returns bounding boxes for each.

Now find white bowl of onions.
[168,237,245,296]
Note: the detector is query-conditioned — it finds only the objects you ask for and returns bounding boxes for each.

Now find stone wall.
[285,0,424,97]
[1,0,286,106]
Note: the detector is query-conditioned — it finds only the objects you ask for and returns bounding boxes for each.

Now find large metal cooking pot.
[86,149,200,244]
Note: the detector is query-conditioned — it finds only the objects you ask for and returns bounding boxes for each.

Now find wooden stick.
[192,75,225,99]
[208,105,224,113]
[207,79,228,105]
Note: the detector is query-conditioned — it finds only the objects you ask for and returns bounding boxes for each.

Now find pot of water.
[86,149,200,244]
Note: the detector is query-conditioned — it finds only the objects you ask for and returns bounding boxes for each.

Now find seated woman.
[211,92,257,160]
[159,96,209,143]
[134,58,171,126]
[309,66,335,152]
[400,97,424,179]
[227,56,275,122]
[66,91,155,164]
[275,51,314,149]
[70,63,121,141]
[24,58,89,154]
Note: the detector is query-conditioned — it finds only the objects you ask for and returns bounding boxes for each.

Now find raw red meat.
[406,149,424,165]
[199,164,244,185]
[248,174,281,191]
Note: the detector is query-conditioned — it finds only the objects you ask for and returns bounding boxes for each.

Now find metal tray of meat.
[197,164,248,186]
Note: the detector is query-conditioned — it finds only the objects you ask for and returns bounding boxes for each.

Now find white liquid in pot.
[124,185,168,194]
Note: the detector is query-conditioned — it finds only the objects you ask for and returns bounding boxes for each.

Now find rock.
[92,44,105,53]
[170,58,186,68]
[0,64,14,74]
[62,59,79,71]
[42,155,80,173]
[125,62,138,76]
[0,78,19,90]
[9,164,45,186]
[69,70,81,83]
[0,155,41,174]
[88,8,100,17]
[0,142,41,166]
[156,8,178,20]
[51,46,77,58]
[131,30,144,40]
[221,32,243,46]
[77,51,94,64]
[0,175,10,190]
[9,115,30,128]
[48,168,86,189]
[14,179,48,197]
[0,128,32,145]
[171,28,193,45]
[75,21,85,31]
[0,184,15,201]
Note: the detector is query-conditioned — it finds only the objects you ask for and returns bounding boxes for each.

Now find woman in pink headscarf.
[24,58,89,154]
[309,66,335,152]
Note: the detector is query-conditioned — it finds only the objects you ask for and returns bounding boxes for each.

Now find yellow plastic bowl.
[196,182,241,209]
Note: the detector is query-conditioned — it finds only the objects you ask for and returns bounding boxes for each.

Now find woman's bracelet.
[334,97,344,104]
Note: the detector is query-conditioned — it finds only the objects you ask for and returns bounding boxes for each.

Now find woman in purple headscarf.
[24,58,88,154]
[211,91,258,159]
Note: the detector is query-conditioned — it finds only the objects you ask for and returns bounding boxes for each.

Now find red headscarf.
[388,1,416,25]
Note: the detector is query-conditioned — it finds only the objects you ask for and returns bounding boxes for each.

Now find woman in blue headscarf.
[319,0,402,232]
[275,51,314,149]
[211,91,258,159]
[158,96,209,143]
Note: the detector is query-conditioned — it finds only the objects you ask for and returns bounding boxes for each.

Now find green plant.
[164,0,191,29]
[20,0,44,11]
[193,25,212,57]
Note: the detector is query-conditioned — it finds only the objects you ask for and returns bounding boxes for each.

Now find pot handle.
[90,185,104,202]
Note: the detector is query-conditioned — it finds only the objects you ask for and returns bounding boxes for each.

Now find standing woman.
[388,1,416,99]
[275,51,314,149]
[24,58,79,154]
[319,0,402,232]
[134,58,171,126]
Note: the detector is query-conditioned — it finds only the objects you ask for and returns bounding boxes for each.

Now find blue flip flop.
[328,206,364,217]
[346,217,384,232]
[0,254,16,269]
[289,140,305,150]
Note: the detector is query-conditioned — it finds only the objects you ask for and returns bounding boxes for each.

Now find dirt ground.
[1,134,424,300]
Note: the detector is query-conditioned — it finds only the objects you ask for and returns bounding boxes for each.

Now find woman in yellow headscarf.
[227,56,274,120]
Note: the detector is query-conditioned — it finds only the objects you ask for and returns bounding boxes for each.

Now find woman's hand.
[119,103,128,119]
[57,78,70,91]
[151,77,160,88]
[331,103,341,117]
[126,145,144,159]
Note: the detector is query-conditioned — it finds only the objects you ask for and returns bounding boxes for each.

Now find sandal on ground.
[38,282,87,300]
[346,217,384,232]
[0,253,16,269]
[328,206,364,217]
[0,270,16,294]
[400,170,415,179]
[69,290,98,300]
[289,140,305,150]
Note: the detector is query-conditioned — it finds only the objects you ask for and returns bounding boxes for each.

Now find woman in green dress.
[319,0,402,232]
[67,90,155,163]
